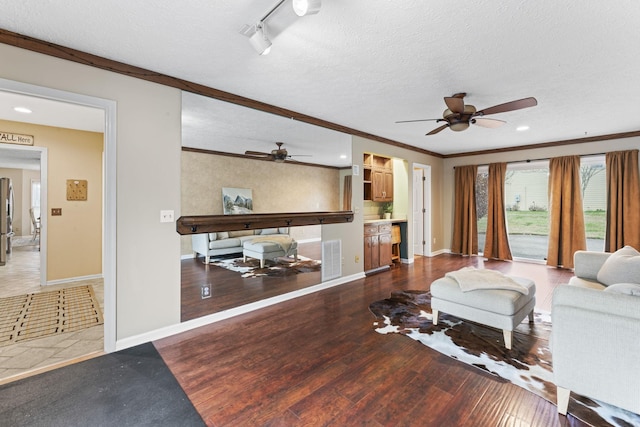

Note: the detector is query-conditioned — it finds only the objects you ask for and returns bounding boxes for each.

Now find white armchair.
[552,247,640,415]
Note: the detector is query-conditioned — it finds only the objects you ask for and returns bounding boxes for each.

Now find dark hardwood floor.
[182,242,323,321]
[159,254,585,426]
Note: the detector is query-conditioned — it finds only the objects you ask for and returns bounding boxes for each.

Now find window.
[476,156,606,261]
[31,179,40,232]
[580,156,606,251]
[504,161,549,260]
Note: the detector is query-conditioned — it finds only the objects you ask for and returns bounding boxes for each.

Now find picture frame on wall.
[222,187,253,214]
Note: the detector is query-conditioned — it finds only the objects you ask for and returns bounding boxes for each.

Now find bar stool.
[391,225,401,263]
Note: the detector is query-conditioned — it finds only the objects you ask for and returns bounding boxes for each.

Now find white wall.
[0,43,182,341]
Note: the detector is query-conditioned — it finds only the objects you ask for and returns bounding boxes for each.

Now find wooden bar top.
[176,211,354,235]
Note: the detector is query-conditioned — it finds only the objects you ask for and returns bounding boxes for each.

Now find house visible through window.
[476,155,605,261]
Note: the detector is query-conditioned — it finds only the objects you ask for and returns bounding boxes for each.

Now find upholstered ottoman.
[430,272,536,349]
[243,239,298,268]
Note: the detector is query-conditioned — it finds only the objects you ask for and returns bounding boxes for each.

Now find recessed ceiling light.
[340,154,347,159]
[516,125,529,132]
[14,106,32,114]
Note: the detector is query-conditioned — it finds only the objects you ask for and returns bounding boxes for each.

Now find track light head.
[249,23,272,55]
[292,0,321,16]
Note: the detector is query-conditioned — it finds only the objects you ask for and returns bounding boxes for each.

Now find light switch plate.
[160,210,174,223]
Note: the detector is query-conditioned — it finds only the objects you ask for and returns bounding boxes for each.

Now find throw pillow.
[604,283,640,296]
[218,232,229,239]
[597,246,640,286]
[260,228,278,235]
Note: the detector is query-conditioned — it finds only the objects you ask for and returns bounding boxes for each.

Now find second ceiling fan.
[244,142,311,163]
[396,93,537,135]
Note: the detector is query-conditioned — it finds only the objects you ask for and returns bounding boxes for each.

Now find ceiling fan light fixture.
[449,122,470,132]
[292,0,321,16]
[249,24,272,55]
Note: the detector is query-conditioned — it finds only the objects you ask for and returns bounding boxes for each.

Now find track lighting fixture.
[249,23,272,55]
[292,0,321,16]
[240,0,321,55]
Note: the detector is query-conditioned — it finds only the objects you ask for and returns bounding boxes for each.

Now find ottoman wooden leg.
[557,386,570,415]
[528,310,534,323]
[503,330,512,350]
[432,309,439,325]
[260,259,265,268]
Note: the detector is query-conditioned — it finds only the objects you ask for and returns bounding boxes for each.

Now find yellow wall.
[1,120,103,281]
[180,150,340,255]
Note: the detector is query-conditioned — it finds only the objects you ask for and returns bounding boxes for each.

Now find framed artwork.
[222,187,253,214]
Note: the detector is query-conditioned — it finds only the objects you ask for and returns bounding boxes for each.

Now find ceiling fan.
[396,93,537,135]
[244,142,310,163]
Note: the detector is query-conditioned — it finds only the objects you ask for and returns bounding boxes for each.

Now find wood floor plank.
[158,254,587,427]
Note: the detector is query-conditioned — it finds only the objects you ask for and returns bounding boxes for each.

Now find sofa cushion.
[260,228,279,235]
[603,283,640,296]
[597,246,640,286]
[568,276,607,290]
[209,238,241,250]
[228,230,254,238]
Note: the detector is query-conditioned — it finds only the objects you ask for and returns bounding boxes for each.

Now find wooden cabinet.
[372,169,393,201]
[364,222,392,273]
[363,153,393,202]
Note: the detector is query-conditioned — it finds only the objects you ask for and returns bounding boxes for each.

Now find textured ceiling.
[1,0,640,160]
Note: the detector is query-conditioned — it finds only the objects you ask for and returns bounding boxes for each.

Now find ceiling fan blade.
[472,118,506,128]
[395,118,439,124]
[444,96,465,114]
[426,124,449,136]
[245,150,271,157]
[476,97,537,116]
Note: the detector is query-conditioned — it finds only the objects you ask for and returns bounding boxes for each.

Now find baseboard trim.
[114,272,365,351]
[46,274,103,286]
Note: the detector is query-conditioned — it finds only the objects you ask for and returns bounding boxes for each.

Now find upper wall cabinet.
[363,153,393,202]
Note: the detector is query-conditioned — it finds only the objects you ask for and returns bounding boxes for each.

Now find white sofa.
[192,227,294,264]
[552,246,640,415]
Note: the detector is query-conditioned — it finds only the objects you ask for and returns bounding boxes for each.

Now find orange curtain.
[547,156,586,268]
[451,165,478,256]
[343,175,352,211]
[605,149,640,251]
[483,163,513,260]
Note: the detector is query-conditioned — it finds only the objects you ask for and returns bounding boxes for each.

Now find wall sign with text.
[0,131,34,146]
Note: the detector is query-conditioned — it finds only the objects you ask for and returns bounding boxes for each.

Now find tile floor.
[0,238,104,384]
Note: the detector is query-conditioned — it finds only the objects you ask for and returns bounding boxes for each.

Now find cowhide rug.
[369,290,640,427]
[211,255,321,278]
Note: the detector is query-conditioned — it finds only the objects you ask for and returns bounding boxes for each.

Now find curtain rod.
[454,152,607,169]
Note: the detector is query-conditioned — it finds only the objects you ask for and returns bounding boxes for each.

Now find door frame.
[413,164,432,257]
[0,78,117,353]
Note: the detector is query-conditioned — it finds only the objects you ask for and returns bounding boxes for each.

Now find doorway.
[412,164,431,257]
[0,79,116,374]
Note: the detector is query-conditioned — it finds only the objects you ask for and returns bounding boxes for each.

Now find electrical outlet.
[201,284,211,299]
[160,210,174,223]
[355,255,360,263]
[51,208,62,216]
